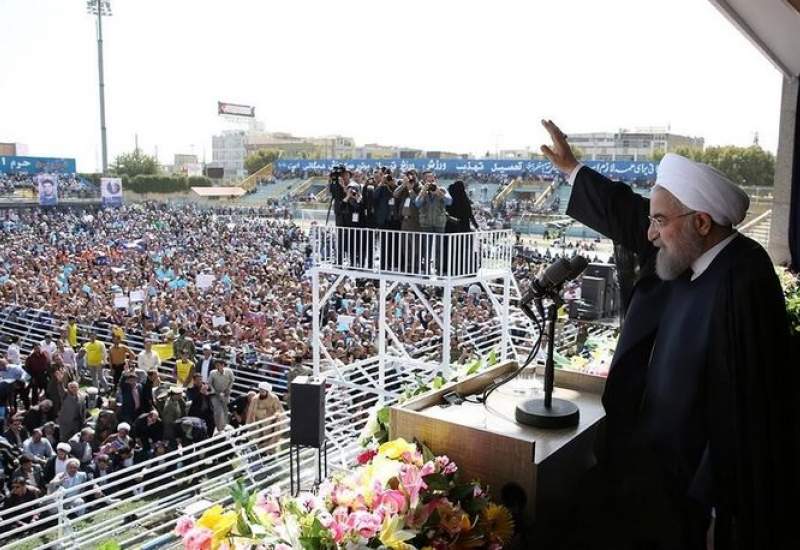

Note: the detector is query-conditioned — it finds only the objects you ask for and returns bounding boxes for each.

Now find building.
[355,143,399,159]
[211,130,246,180]
[173,153,199,174]
[245,132,318,158]
[0,142,28,156]
[425,151,468,159]
[568,128,704,161]
[309,136,356,159]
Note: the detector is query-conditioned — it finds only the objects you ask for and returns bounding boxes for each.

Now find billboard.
[187,163,203,177]
[37,174,58,206]
[0,155,76,175]
[101,177,123,207]
[217,101,255,118]
[274,158,658,182]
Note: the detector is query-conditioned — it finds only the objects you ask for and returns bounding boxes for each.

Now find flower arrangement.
[175,438,514,550]
[777,266,800,335]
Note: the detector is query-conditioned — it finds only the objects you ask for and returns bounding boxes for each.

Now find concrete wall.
[770,76,799,265]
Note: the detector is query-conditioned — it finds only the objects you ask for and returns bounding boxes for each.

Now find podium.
[389,361,605,532]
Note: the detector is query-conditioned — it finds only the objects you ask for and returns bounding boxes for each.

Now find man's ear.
[694,212,714,236]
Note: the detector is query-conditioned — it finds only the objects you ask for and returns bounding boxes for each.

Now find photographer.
[393,171,421,272]
[415,172,452,274]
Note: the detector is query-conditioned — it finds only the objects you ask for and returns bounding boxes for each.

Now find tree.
[111,149,159,177]
[244,149,281,175]
[674,145,775,187]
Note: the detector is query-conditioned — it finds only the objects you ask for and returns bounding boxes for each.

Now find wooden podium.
[389,361,605,531]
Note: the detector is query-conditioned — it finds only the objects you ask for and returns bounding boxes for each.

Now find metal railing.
[310,226,513,278]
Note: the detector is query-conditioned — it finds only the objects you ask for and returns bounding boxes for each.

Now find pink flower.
[332,505,349,525]
[175,516,195,537]
[376,489,408,515]
[345,510,382,539]
[182,527,213,550]
[276,545,292,550]
[443,462,458,475]
[399,464,427,508]
[329,520,346,543]
[356,449,377,464]
[435,455,450,468]
[420,461,436,477]
[401,450,424,466]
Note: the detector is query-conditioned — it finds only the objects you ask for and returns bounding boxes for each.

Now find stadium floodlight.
[86,0,112,174]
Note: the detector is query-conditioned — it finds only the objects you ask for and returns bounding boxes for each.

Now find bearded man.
[539,120,797,550]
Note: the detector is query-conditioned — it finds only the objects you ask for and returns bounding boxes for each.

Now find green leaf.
[432,375,445,389]
[424,473,451,491]
[486,349,498,366]
[376,406,390,425]
[421,442,436,464]
[96,542,121,550]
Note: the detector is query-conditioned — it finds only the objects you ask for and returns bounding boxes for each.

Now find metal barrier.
[310,226,513,278]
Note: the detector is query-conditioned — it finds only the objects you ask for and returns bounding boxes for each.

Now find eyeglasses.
[647,210,695,230]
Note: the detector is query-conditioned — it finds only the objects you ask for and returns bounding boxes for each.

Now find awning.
[191,186,247,197]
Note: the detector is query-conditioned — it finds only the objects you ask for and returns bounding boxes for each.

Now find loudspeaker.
[577,276,605,320]
[290,376,326,447]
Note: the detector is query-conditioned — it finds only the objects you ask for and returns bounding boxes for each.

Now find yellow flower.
[379,515,418,550]
[197,504,238,549]
[481,504,515,544]
[378,438,418,460]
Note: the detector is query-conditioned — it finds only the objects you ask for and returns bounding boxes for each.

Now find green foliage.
[124,174,213,194]
[245,148,281,175]
[111,149,159,177]
[657,145,775,187]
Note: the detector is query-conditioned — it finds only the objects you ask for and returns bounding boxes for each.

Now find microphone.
[521,255,588,304]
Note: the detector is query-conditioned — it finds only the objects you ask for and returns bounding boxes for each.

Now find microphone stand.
[515,287,580,429]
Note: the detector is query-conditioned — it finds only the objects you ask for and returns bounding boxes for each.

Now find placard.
[212,315,227,327]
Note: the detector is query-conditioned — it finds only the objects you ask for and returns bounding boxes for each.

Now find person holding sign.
[174,350,195,388]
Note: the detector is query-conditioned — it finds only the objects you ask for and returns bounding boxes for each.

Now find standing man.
[540,120,797,550]
[137,340,161,373]
[64,317,79,350]
[108,336,135,395]
[82,333,108,393]
[197,344,214,382]
[174,350,195,388]
[23,344,49,406]
[208,359,235,432]
[56,381,85,442]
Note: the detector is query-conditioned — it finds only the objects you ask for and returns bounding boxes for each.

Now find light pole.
[86,0,112,174]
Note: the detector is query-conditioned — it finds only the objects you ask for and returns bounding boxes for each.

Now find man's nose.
[647,223,659,243]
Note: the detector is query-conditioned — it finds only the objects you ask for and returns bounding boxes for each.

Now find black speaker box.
[290,376,326,447]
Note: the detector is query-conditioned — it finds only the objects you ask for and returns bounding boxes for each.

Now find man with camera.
[415,172,452,274]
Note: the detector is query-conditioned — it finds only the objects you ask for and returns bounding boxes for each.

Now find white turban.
[655,153,749,226]
[258,381,272,393]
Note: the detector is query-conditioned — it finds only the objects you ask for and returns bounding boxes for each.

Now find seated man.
[48,458,89,517]
[43,442,71,485]
[10,453,45,493]
[2,477,45,533]
[22,428,53,464]
[132,410,164,455]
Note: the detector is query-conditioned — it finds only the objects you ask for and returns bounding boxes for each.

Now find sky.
[0,0,785,172]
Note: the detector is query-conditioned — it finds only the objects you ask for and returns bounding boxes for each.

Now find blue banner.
[0,155,76,174]
[274,158,656,181]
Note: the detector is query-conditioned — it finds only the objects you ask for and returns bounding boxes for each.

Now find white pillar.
[378,277,387,401]
[442,281,452,376]
[501,273,511,361]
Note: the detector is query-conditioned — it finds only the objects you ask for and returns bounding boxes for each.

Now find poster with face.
[100,177,123,207]
[37,174,58,206]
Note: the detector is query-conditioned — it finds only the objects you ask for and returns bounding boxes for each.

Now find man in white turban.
[540,120,795,550]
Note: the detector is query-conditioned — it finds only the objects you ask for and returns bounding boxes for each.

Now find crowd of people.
[0,173,96,199]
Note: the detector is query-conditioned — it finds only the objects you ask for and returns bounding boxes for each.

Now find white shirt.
[40,340,57,361]
[54,457,68,477]
[690,232,738,281]
[6,343,20,364]
[60,346,76,368]
[199,356,213,382]
[137,350,161,371]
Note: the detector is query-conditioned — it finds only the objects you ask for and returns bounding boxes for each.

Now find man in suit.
[539,119,797,550]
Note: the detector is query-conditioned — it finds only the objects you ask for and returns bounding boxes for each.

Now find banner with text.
[274,158,657,181]
[0,155,76,175]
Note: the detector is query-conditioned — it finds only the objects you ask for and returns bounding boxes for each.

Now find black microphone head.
[568,255,589,279]
[541,257,573,288]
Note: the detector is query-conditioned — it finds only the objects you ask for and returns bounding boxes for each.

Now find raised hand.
[540,119,579,174]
